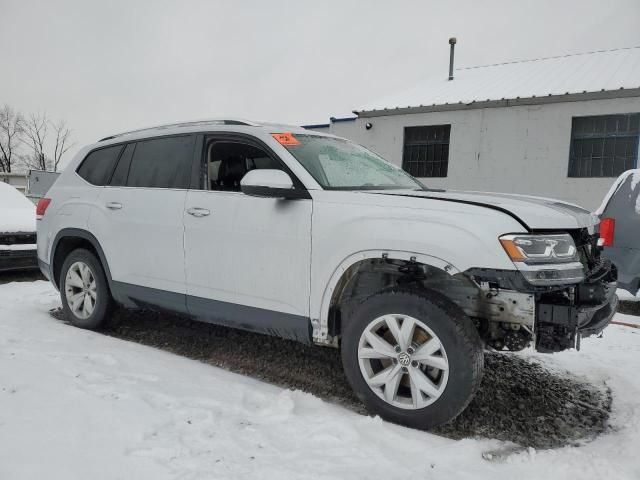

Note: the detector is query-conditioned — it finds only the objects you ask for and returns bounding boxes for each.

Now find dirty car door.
[183,136,312,341]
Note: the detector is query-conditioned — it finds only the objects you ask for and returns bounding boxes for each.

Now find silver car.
[597,169,640,295]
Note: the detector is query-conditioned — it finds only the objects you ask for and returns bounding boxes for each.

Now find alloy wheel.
[357,314,449,409]
[64,261,97,319]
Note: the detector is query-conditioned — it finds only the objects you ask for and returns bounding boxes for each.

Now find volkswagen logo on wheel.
[398,352,411,366]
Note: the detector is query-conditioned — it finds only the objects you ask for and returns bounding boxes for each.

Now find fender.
[50,228,114,290]
[312,249,461,345]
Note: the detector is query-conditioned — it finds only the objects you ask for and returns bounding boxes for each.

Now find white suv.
[37,119,617,428]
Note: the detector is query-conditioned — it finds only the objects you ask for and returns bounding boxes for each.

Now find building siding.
[314,96,640,211]
[0,173,28,194]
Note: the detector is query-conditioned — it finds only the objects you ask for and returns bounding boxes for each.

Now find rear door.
[183,135,312,339]
[89,135,195,310]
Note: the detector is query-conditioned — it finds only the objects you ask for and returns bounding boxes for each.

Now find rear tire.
[341,289,483,429]
[60,248,113,330]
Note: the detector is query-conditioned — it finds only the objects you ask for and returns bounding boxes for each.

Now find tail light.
[36,198,52,220]
[598,217,615,247]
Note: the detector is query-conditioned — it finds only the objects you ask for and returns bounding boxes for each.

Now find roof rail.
[98,118,259,142]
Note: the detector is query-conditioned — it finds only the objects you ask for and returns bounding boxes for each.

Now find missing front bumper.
[535,280,617,353]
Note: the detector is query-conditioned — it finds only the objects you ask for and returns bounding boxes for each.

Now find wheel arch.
[51,228,113,291]
[313,250,463,345]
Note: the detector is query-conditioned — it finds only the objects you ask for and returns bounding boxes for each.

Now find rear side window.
[126,135,195,189]
[110,143,136,186]
[76,145,123,186]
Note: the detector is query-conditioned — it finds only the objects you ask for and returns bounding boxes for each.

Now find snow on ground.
[0,244,37,251]
[617,288,640,302]
[1,281,639,480]
[614,313,640,327]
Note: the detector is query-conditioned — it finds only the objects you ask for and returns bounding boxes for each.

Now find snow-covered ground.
[1,280,639,480]
[617,288,640,302]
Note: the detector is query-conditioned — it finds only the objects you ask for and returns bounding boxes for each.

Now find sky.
[1,0,639,167]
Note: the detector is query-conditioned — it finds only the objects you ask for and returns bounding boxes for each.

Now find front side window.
[281,135,423,190]
[207,141,282,191]
[126,135,195,189]
[568,113,639,177]
[76,145,123,186]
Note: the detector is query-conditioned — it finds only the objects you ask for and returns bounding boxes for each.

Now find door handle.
[187,207,210,217]
[106,202,122,210]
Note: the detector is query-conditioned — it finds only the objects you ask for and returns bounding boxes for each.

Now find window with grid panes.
[568,114,639,177]
[402,125,451,177]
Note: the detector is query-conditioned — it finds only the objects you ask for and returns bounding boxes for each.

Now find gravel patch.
[435,353,611,448]
[49,306,611,449]
[617,300,640,316]
[0,270,44,285]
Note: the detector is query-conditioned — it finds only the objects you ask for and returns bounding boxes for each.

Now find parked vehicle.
[27,170,61,204]
[36,119,617,428]
[0,181,38,272]
[596,169,640,296]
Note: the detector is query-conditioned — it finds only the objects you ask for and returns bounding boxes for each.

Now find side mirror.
[240,169,298,199]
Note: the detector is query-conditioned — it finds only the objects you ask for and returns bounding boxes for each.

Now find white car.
[0,181,37,272]
[36,119,617,428]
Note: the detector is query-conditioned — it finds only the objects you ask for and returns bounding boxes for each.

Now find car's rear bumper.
[0,248,39,272]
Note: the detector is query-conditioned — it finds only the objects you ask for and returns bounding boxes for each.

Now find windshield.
[281,134,424,190]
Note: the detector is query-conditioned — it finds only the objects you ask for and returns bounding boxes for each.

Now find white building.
[306,46,640,210]
[0,172,28,194]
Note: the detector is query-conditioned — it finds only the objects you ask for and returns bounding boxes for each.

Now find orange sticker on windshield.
[272,132,300,146]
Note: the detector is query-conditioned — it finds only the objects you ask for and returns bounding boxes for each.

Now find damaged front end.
[463,228,617,353]
[535,259,617,352]
[326,229,616,353]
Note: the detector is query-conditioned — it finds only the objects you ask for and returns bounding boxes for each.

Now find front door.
[183,138,312,340]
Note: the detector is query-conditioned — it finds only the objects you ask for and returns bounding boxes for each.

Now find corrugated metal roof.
[356,46,640,114]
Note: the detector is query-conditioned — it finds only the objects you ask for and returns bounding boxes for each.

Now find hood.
[0,183,36,234]
[367,189,599,230]
[1,206,36,234]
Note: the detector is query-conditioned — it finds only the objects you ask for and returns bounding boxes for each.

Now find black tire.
[341,289,484,429]
[59,248,113,330]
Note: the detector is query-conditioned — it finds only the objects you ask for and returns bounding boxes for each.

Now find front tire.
[341,290,483,429]
[60,248,113,330]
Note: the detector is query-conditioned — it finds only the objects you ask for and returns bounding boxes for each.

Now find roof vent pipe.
[448,37,457,80]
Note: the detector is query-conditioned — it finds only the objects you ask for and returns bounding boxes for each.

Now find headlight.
[499,234,579,264]
[499,233,584,285]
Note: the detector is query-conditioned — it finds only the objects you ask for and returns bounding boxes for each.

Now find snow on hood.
[0,182,36,234]
[370,189,599,230]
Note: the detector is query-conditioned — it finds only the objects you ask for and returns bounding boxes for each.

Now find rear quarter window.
[76,145,124,186]
[109,143,136,186]
[126,135,195,189]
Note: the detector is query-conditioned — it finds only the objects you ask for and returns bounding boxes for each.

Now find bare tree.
[21,112,49,171]
[0,104,24,173]
[51,119,73,172]
[20,112,74,172]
